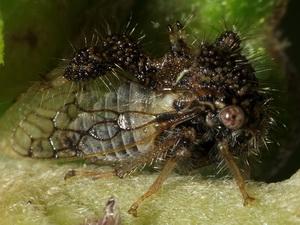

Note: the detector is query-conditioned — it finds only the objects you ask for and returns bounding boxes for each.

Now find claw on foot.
[128,206,139,217]
[64,169,116,181]
[64,170,77,180]
[243,195,255,206]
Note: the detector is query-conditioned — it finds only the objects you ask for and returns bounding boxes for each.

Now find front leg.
[128,147,192,217]
[218,141,255,205]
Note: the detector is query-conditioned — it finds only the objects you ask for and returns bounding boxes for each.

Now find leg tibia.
[218,141,255,205]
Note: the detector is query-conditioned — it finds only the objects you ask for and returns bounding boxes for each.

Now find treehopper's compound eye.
[219,105,245,130]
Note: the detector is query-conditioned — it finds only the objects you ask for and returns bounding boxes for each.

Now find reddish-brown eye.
[219,105,245,130]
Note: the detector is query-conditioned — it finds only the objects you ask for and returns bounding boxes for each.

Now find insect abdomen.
[74,82,158,162]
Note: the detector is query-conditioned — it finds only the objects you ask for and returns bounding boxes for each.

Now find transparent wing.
[10,73,173,161]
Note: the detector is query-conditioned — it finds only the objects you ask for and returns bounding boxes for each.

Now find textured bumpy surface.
[0,156,299,225]
[64,35,151,82]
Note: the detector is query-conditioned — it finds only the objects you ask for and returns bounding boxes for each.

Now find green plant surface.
[0,156,299,225]
[1,0,296,224]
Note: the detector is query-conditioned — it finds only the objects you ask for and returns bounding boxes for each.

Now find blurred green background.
[266,0,300,182]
